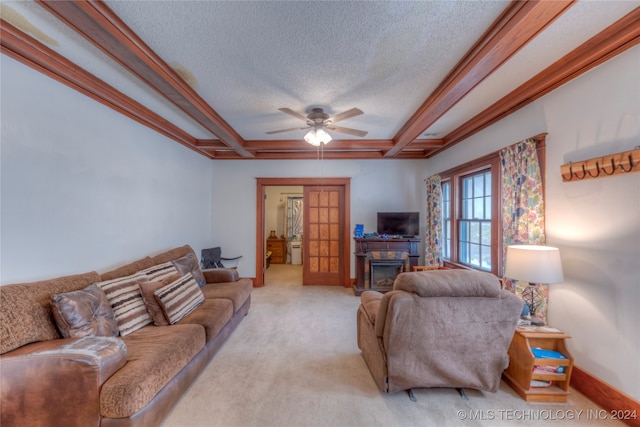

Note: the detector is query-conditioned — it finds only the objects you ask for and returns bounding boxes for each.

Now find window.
[438,136,546,276]
[459,170,492,271]
[440,158,500,275]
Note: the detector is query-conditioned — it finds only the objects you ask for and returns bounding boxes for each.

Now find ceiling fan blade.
[278,108,309,122]
[266,126,309,135]
[329,108,363,123]
[326,125,368,137]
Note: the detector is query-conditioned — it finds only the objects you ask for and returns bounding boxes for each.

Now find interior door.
[303,185,344,286]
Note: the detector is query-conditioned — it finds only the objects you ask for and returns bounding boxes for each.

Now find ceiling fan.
[266,107,368,145]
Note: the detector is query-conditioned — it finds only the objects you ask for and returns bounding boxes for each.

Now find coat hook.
[586,161,600,178]
[562,163,574,181]
[618,154,633,172]
[573,164,587,179]
[601,158,616,175]
[562,148,639,183]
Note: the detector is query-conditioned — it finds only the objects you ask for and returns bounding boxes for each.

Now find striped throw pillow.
[141,262,179,283]
[154,273,205,324]
[95,273,153,336]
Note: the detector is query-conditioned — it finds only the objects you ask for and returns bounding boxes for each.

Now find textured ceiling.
[2,1,638,159]
[104,0,508,140]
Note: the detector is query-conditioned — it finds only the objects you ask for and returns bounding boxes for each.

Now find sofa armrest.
[1,336,127,427]
[202,268,239,283]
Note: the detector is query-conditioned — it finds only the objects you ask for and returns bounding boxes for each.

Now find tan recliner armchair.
[357,269,523,394]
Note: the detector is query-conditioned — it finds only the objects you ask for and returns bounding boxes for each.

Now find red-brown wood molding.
[572,366,640,427]
[2,1,637,160]
[37,0,253,158]
[254,178,351,288]
[0,18,212,159]
[388,0,575,157]
[437,6,640,157]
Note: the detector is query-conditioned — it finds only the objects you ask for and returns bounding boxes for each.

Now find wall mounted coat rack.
[561,147,640,182]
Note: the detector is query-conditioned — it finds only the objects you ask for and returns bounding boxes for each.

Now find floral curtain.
[424,174,443,266]
[500,138,547,320]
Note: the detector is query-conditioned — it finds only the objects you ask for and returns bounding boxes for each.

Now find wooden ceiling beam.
[387,0,575,157]
[0,19,213,160]
[208,149,430,160]
[37,0,253,158]
[243,152,389,160]
[410,139,445,149]
[432,7,640,157]
[195,139,225,148]
[239,139,396,151]
[195,138,442,155]
[9,1,629,162]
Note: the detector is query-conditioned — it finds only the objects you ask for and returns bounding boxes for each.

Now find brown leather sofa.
[0,245,252,427]
[357,269,522,394]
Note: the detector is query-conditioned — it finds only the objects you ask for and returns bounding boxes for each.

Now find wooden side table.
[266,238,286,264]
[503,328,574,402]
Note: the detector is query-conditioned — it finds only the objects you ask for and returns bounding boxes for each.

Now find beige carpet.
[161,264,623,427]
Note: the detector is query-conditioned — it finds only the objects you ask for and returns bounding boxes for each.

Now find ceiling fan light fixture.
[304,128,332,146]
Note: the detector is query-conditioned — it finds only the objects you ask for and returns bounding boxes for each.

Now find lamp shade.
[504,245,564,284]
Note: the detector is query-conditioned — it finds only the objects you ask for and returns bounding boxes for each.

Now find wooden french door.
[303,185,344,286]
[255,178,350,288]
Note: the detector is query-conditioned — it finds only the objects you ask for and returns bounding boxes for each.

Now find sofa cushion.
[200,278,252,313]
[51,284,119,338]
[150,245,194,265]
[393,270,501,298]
[0,271,101,354]
[178,298,234,341]
[154,274,205,324]
[100,324,206,418]
[137,273,182,327]
[141,262,180,283]
[100,257,155,282]
[95,273,153,336]
[202,268,239,283]
[172,252,206,287]
[138,281,170,326]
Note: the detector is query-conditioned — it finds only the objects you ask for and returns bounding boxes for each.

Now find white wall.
[426,46,640,400]
[211,159,427,278]
[264,186,302,241]
[1,56,215,284]
[4,27,636,402]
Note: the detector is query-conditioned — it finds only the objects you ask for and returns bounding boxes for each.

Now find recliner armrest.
[360,291,383,325]
[202,268,239,283]
[1,336,127,427]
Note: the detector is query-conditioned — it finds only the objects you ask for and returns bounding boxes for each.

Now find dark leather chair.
[201,247,242,269]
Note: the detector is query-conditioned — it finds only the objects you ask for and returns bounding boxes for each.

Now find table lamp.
[504,245,564,325]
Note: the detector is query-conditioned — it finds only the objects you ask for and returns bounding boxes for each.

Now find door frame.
[255,177,351,287]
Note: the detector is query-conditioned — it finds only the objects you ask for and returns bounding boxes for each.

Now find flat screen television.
[377,212,419,238]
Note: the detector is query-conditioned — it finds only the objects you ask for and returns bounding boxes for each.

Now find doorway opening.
[255,178,351,288]
[264,263,303,287]
[264,185,304,287]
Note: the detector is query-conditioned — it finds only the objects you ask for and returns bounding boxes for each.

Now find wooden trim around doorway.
[255,178,351,287]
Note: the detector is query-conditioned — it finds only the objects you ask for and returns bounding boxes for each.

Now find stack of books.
[530,347,566,387]
[517,325,562,333]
